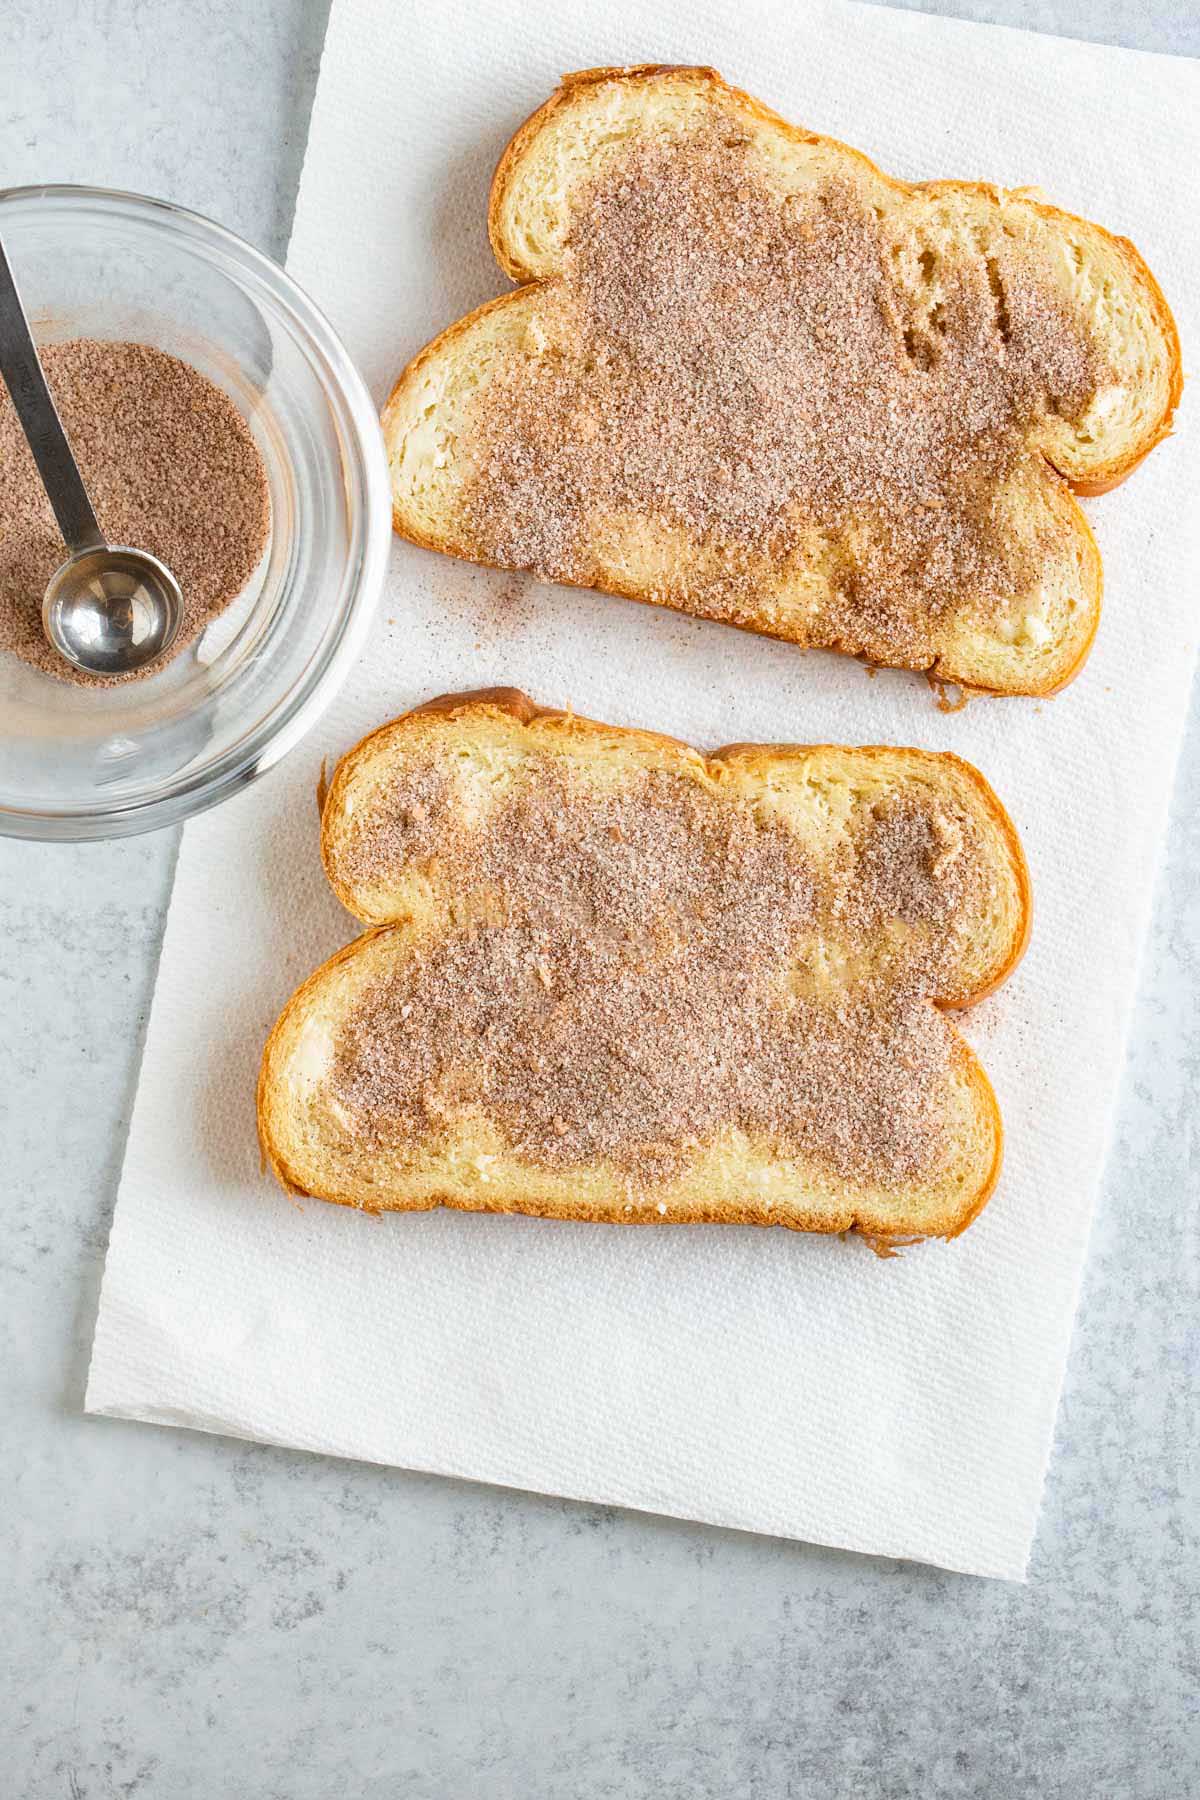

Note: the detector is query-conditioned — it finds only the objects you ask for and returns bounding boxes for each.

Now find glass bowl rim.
[0,182,391,842]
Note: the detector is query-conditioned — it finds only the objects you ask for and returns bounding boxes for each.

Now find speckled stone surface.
[2,4,1197,1796]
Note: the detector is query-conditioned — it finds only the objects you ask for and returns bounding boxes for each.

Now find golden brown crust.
[1064,234,1182,493]
[258,934,369,1198]
[1027,493,1102,694]
[262,687,1030,1247]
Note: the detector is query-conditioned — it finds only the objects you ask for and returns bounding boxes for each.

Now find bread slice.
[384,65,1180,697]
[259,689,1030,1246]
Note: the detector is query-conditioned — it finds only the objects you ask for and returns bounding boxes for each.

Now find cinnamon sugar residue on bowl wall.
[0,339,270,685]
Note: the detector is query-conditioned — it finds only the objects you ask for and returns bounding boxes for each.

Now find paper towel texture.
[86,0,1200,1578]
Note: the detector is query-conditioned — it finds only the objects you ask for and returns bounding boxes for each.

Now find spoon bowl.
[42,544,183,675]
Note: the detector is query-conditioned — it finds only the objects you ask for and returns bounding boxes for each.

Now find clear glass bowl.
[0,185,391,840]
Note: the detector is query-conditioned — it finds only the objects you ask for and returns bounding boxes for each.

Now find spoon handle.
[0,237,105,556]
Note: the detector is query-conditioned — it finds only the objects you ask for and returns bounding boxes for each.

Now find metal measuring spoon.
[0,238,182,676]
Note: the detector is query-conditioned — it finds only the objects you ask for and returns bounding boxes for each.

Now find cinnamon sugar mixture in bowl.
[0,338,270,685]
[0,184,389,841]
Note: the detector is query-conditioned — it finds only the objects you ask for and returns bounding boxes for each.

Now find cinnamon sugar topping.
[331,760,988,1188]
[464,125,1102,660]
[335,765,451,887]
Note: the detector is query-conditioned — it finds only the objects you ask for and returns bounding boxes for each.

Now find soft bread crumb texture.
[384,66,1180,697]
[259,690,1031,1245]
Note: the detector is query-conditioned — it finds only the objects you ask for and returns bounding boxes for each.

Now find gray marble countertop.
[3,4,1197,1796]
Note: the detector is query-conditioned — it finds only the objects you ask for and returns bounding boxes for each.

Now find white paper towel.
[86,0,1200,1579]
